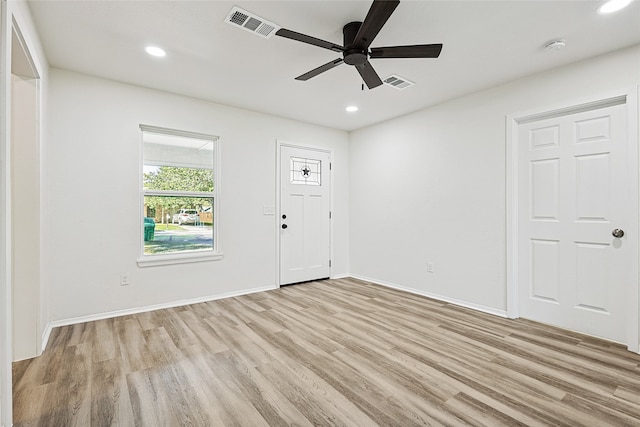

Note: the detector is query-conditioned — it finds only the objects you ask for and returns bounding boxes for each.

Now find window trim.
[137,124,222,267]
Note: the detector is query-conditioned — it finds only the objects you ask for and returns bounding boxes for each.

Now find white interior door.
[517,101,635,344]
[280,145,331,285]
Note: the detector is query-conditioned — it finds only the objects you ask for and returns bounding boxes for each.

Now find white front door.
[517,101,636,344]
[279,145,331,285]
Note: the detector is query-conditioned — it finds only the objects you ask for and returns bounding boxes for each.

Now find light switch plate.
[263,205,276,215]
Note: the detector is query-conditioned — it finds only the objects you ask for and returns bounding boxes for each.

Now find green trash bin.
[144,217,156,241]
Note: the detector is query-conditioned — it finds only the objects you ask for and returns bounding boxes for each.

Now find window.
[137,125,221,266]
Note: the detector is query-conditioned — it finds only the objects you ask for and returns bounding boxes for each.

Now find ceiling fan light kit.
[274,0,443,90]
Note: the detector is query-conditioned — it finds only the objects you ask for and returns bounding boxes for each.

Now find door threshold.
[280,277,330,287]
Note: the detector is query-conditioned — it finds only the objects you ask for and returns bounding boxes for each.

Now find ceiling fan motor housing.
[343,21,367,66]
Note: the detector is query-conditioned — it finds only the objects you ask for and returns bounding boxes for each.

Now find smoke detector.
[225,6,280,39]
[544,39,566,52]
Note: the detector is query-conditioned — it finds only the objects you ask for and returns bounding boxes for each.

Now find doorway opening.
[1,16,43,426]
[10,22,42,362]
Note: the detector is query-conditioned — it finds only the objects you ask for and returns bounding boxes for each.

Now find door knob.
[282,224,288,229]
[612,228,624,238]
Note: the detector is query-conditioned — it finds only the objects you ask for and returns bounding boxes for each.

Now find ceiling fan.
[275,0,443,89]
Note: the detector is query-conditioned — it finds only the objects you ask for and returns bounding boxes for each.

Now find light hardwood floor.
[13,278,640,426]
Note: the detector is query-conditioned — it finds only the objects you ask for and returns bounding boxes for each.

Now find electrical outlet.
[120,273,129,286]
[426,262,434,273]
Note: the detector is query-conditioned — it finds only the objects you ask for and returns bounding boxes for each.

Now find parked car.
[172,209,199,225]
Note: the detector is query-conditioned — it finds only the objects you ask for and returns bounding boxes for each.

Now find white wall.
[349,45,640,314]
[45,68,349,323]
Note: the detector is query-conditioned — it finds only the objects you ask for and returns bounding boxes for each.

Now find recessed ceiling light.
[598,0,632,14]
[145,46,166,57]
[345,105,358,113]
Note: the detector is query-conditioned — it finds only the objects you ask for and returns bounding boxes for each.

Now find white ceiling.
[27,0,640,131]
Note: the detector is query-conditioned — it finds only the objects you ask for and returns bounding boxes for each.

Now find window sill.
[137,251,223,268]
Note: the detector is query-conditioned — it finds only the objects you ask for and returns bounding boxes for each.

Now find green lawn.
[151,223,184,231]
[147,222,212,231]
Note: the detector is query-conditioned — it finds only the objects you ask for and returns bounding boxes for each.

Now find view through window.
[140,126,218,258]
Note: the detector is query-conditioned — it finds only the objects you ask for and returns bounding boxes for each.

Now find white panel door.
[518,102,633,343]
[280,145,331,285]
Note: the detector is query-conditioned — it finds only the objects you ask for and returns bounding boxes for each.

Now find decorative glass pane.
[290,157,321,186]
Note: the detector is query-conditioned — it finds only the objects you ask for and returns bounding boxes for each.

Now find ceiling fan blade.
[352,0,400,49]
[355,60,383,89]
[370,44,443,59]
[295,58,344,81]
[276,28,343,53]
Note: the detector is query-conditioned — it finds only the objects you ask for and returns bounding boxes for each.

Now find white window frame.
[137,124,222,267]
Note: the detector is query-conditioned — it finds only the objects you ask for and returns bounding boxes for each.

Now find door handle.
[612,228,624,238]
[282,224,288,229]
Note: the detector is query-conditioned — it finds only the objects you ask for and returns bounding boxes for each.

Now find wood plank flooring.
[12,278,640,426]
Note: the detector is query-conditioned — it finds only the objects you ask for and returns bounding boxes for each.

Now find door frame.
[275,140,333,287]
[0,4,8,423]
[506,87,639,353]
[1,4,45,423]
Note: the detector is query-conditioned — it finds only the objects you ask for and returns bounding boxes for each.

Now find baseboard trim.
[349,274,508,318]
[42,284,278,349]
[41,323,53,353]
[41,276,509,350]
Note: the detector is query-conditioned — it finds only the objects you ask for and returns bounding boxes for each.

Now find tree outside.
[144,166,213,220]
